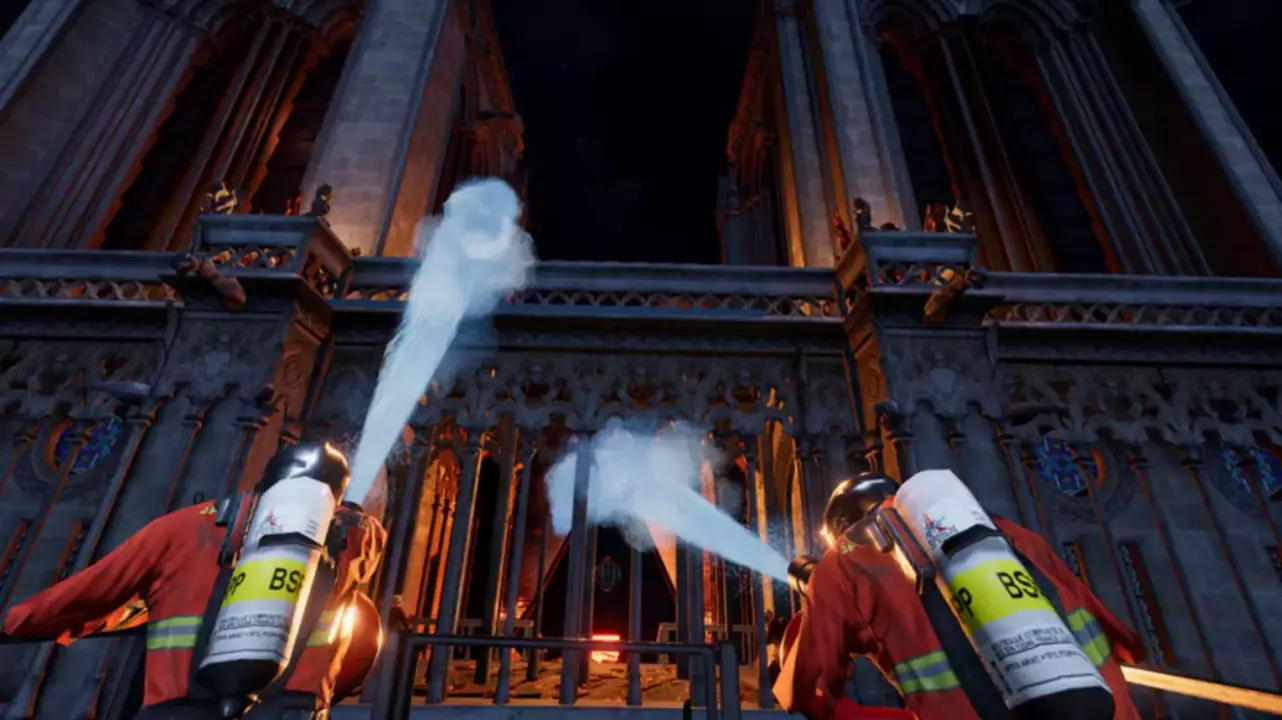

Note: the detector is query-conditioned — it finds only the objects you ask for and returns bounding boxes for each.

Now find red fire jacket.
[774,514,1144,720]
[2,500,386,711]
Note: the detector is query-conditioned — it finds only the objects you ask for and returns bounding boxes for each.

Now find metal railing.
[370,633,741,720]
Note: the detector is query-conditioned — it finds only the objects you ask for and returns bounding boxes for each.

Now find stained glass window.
[1218,446,1282,499]
[52,415,126,475]
[1032,435,1090,497]
[1061,542,1088,587]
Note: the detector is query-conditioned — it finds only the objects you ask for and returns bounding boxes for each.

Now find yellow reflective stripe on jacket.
[305,611,338,647]
[893,650,961,694]
[1066,609,1111,667]
[146,615,201,651]
[144,612,339,652]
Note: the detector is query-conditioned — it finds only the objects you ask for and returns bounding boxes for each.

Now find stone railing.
[341,256,842,321]
[836,228,1282,337]
[983,273,1282,333]
[0,217,843,333]
[0,248,180,307]
[5,216,1282,339]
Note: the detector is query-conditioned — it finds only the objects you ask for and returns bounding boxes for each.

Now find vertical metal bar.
[426,430,487,704]
[720,642,742,720]
[627,542,642,706]
[362,425,437,706]
[742,444,773,710]
[689,540,706,706]
[578,523,598,686]
[496,441,537,704]
[559,436,592,705]
[527,501,551,682]
[703,648,718,720]
[380,425,438,619]
[414,494,443,616]
[427,496,455,621]
[675,538,690,679]
[477,421,520,683]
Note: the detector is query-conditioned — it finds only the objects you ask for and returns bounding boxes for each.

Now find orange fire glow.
[590,634,621,663]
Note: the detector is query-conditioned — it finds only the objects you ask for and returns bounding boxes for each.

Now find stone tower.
[0,0,1279,717]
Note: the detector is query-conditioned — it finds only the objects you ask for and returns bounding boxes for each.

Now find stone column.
[301,0,465,256]
[1130,0,1282,266]
[770,0,836,268]
[810,0,914,229]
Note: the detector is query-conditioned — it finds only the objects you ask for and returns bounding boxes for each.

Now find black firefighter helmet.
[820,471,898,550]
[258,440,352,501]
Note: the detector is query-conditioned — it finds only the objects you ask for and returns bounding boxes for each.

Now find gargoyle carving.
[924,269,986,327]
[174,255,247,310]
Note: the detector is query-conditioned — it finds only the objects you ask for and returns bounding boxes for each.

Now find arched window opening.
[968,29,1110,274]
[254,39,354,215]
[0,0,32,45]
[101,18,258,251]
[878,29,956,225]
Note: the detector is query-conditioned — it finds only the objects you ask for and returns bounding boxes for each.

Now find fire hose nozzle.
[787,555,818,599]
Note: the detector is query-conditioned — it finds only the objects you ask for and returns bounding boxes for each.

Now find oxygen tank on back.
[194,442,349,708]
[894,470,1114,720]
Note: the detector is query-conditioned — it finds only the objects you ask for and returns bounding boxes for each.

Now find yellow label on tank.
[221,557,309,607]
[946,558,1055,628]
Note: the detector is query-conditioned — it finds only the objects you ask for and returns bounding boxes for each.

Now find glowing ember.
[591,634,621,663]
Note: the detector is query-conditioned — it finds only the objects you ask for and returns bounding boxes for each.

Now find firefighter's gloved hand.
[787,554,819,601]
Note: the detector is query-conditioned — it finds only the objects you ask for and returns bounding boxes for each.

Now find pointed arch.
[970,0,1082,42]
[861,0,959,35]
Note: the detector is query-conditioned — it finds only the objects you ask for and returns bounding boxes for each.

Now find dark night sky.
[489,0,1279,266]
[1177,0,1282,178]
[490,0,757,264]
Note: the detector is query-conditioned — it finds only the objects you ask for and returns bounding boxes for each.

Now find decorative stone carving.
[0,341,160,419]
[306,348,856,445]
[879,336,1000,421]
[306,184,333,219]
[202,181,239,215]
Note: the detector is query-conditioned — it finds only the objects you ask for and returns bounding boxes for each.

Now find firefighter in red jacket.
[774,473,1145,720]
[0,442,387,719]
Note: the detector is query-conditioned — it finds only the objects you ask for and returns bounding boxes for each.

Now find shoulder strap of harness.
[258,513,353,700]
[187,564,235,701]
[257,558,339,700]
[917,581,1014,719]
